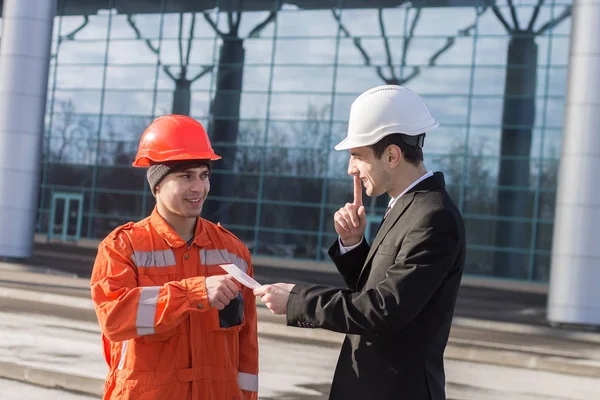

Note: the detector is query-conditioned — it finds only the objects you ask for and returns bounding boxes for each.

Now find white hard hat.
[334,85,439,151]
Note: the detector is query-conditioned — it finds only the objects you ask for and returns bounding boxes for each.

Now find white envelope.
[219,263,262,290]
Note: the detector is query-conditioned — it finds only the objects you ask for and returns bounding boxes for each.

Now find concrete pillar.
[548,0,600,326]
[0,0,56,258]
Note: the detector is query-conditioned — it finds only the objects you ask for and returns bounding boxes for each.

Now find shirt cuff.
[339,237,363,255]
[185,276,210,311]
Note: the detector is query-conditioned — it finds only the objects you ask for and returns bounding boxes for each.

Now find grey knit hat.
[147,159,212,195]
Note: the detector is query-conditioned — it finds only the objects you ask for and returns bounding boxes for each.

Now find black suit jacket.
[287,172,466,400]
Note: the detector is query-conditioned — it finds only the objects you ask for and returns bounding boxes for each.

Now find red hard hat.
[132,114,221,167]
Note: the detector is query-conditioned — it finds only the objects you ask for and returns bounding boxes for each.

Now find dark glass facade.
[34,0,572,281]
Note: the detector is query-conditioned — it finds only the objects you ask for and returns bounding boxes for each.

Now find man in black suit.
[254,85,466,400]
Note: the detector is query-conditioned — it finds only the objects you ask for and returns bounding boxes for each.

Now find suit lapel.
[357,192,416,286]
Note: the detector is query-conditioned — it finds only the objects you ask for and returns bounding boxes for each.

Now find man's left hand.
[254,283,295,315]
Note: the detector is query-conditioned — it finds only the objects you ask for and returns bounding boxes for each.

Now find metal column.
[548,0,600,326]
[0,0,56,258]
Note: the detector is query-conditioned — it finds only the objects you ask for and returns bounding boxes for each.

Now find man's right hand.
[334,176,367,247]
[205,275,240,310]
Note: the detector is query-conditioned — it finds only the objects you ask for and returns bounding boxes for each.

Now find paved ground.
[1,310,600,400]
[0,378,97,400]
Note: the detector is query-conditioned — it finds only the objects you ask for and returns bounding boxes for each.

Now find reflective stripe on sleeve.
[136,286,160,336]
[238,372,258,392]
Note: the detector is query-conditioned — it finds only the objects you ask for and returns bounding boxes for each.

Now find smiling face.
[155,164,211,220]
[347,146,391,197]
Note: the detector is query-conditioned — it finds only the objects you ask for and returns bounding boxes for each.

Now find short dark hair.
[369,133,424,166]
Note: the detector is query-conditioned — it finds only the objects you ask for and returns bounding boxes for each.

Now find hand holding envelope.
[219,263,293,315]
[219,263,262,289]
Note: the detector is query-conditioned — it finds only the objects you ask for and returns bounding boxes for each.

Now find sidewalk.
[1,248,600,396]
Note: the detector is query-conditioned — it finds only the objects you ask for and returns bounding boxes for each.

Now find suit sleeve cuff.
[286,283,312,327]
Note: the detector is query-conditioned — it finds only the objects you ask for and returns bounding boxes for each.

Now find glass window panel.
[256,231,320,259]
[186,38,219,64]
[53,89,103,114]
[337,37,402,66]
[424,125,467,157]
[414,8,482,36]
[262,177,324,203]
[404,65,474,96]
[332,93,357,122]
[268,93,331,120]
[547,67,567,96]
[57,40,109,64]
[472,66,506,95]
[476,7,517,36]
[96,166,145,189]
[103,90,154,115]
[189,91,212,118]
[153,90,173,115]
[109,13,163,40]
[543,98,565,128]
[339,8,406,36]
[466,128,501,157]
[105,65,158,89]
[214,200,257,231]
[55,65,105,89]
[242,66,273,91]
[154,38,216,65]
[47,137,98,164]
[275,38,338,64]
[160,12,219,39]
[423,95,469,125]
[97,141,140,168]
[46,163,93,186]
[259,204,321,232]
[277,10,339,36]
[531,160,559,195]
[240,93,270,119]
[268,118,332,149]
[272,66,334,92]
[236,120,267,147]
[431,153,465,187]
[241,38,275,65]
[157,38,210,65]
[108,39,160,64]
[474,38,509,66]
[533,253,551,282]
[463,248,495,277]
[260,148,329,177]
[59,15,109,40]
[155,66,214,91]
[99,114,150,141]
[236,11,278,38]
[465,156,499,194]
[469,96,503,126]
[535,220,555,254]
[335,66,394,94]
[465,217,498,247]
[545,5,572,35]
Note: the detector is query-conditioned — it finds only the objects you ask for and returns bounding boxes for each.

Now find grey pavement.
[1,310,600,400]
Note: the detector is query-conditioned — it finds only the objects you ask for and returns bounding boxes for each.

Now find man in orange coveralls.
[90,114,259,400]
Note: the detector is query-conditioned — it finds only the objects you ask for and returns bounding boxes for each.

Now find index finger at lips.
[353,176,363,207]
